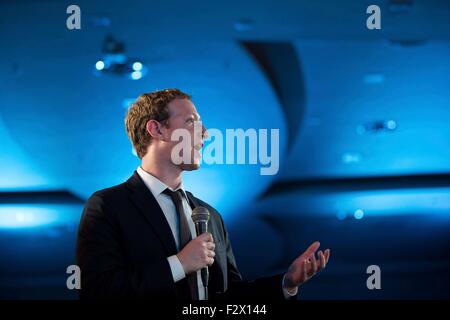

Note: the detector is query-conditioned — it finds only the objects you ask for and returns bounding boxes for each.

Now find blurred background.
[1,0,449,299]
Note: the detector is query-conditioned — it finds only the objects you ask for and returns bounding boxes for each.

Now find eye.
[186,118,194,124]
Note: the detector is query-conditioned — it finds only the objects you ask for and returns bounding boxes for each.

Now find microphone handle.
[201,265,209,287]
[195,222,210,292]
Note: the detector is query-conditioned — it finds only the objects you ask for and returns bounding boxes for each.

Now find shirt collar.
[136,166,187,198]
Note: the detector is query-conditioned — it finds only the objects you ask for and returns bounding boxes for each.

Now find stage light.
[357,120,398,134]
[0,204,81,230]
[342,152,362,164]
[95,60,105,70]
[386,120,397,130]
[94,35,147,80]
[131,71,142,80]
[0,206,56,229]
[354,209,365,220]
[132,62,143,71]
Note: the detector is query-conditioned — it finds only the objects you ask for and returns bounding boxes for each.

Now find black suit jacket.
[76,171,293,300]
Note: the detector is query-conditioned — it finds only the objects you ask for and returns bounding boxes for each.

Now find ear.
[146,119,164,140]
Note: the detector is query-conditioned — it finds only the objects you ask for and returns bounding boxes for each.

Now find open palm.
[283,241,331,292]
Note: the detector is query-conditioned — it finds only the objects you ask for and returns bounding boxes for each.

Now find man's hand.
[283,241,331,293]
[176,232,215,275]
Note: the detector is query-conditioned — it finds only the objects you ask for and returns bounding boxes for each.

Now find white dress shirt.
[137,166,206,299]
[136,166,297,299]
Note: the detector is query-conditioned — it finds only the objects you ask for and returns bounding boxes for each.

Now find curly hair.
[125,88,191,159]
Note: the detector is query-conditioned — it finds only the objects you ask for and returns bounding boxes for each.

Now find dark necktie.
[163,188,199,300]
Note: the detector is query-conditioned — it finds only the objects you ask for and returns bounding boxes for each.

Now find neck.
[140,150,182,190]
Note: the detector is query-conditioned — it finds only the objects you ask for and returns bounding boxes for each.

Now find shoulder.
[85,181,129,209]
[80,182,131,229]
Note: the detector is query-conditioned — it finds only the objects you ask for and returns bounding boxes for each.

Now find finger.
[207,242,215,250]
[319,251,326,269]
[310,253,318,276]
[207,250,216,258]
[302,241,320,259]
[202,232,214,242]
[302,260,308,282]
[324,249,330,264]
[300,260,311,275]
[207,257,214,266]
[315,250,322,270]
[305,257,311,264]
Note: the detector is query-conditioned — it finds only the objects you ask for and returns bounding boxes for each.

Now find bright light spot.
[131,147,138,157]
[14,211,35,223]
[16,212,25,222]
[342,152,362,164]
[132,62,143,71]
[0,207,57,228]
[131,71,142,80]
[386,120,397,130]
[0,204,81,229]
[95,60,105,71]
[354,209,365,220]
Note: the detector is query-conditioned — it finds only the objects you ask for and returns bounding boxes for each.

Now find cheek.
[173,129,195,149]
[167,125,188,141]
[185,127,196,143]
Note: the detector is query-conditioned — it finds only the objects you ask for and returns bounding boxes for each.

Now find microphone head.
[192,206,210,225]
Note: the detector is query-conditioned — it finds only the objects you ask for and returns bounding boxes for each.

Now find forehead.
[167,98,199,118]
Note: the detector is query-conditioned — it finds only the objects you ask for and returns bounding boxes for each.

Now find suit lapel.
[126,171,178,256]
[185,191,199,209]
[185,191,214,232]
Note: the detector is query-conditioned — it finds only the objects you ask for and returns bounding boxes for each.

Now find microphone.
[191,206,211,299]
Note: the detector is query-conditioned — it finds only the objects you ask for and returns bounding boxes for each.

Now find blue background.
[0,0,449,299]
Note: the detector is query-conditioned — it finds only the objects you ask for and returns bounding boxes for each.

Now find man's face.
[163,98,207,171]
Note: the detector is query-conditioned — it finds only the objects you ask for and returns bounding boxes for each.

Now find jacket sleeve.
[76,193,177,300]
[212,214,297,301]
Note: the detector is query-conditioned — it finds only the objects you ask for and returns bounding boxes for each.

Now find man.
[76,89,330,300]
